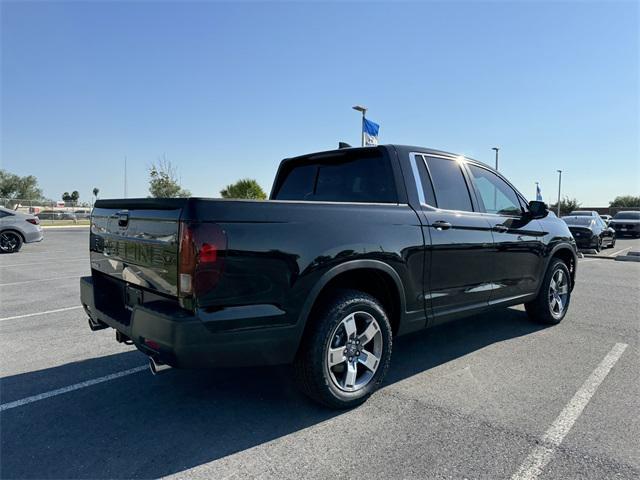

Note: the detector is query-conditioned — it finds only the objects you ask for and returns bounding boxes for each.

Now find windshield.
[569,211,593,216]
[562,217,594,227]
[613,212,640,220]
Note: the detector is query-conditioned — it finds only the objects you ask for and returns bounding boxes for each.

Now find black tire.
[609,237,616,249]
[525,259,572,325]
[594,237,602,252]
[293,289,393,409]
[0,231,23,253]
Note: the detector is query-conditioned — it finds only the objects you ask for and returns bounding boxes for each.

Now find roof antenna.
[338,142,352,149]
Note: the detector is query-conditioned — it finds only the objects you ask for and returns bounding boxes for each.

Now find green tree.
[92,187,100,199]
[62,192,72,202]
[610,195,640,208]
[148,158,191,198]
[71,191,80,205]
[549,196,581,216]
[0,170,43,200]
[220,179,267,200]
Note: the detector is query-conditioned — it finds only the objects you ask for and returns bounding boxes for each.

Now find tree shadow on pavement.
[0,308,547,479]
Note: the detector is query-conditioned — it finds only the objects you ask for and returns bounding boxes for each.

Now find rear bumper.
[24,227,44,243]
[611,224,640,236]
[573,235,599,249]
[80,276,300,368]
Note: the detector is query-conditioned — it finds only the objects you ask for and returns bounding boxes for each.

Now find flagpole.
[352,105,367,147]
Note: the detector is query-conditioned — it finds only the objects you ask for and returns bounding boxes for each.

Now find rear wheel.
[0,231,23,253]
[525,259,571,325]
[293,289,392,409]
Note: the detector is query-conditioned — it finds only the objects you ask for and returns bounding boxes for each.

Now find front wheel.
[594,237,602,252]
[525,259,572,325]
[293,289,393,409]
[0,231,23,253]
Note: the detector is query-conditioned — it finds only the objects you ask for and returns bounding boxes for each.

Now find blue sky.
[1,1,638,205]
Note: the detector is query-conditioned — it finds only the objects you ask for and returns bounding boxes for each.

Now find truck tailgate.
[90,199,187,298]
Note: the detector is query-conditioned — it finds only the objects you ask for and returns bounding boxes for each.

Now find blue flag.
[363,118,380,146]
[536,183,543,201]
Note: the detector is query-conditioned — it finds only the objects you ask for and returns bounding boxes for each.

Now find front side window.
[467,164,522,216]
[424,156,473,212]
[273,150,398,203]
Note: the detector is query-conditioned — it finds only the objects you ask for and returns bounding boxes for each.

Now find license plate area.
[125,285,143,311]
[93,272,132,326]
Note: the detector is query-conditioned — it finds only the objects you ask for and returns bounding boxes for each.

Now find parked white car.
[0,206,44,253]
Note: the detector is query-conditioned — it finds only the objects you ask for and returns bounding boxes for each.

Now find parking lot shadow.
[0,308,546,479]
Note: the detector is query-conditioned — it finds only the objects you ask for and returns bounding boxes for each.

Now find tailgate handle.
[117,211,129,227]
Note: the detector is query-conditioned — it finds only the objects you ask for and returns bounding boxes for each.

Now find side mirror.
[528,200,549,219]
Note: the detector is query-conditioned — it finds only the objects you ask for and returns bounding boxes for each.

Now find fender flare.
[296,259,408,329]
[542,242,578,292]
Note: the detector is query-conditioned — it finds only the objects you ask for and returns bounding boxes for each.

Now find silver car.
[0,207,44,253]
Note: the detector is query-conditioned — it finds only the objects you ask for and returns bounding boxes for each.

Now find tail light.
[178,222,227,304]
[26,218,40,225]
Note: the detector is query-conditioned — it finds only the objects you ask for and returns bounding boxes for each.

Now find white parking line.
[0,306,83,323]
[607,246,631,257]
[0,258,87,268]
[0,275,78,287]
[0,366,148,412]
[511,342,628,480]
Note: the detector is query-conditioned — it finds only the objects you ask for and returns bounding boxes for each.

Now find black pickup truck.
[81,145,577,408]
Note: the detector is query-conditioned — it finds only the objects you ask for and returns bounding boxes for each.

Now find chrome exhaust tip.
[149,357,172,375]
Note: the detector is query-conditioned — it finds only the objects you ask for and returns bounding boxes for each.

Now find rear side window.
[273,150,398,203]
[424,157,473,212]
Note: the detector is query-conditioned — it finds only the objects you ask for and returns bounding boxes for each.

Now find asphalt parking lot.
[1,230,639,479]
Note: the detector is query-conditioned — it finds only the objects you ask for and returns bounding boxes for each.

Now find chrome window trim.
[409,152,426,205]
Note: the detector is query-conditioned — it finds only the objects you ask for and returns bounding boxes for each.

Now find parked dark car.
[562,215,615,251]
[81,145,578,408]
[37,210,77,221]
[609,211,640,237]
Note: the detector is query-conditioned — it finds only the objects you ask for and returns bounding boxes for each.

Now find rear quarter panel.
[185,199,425,329]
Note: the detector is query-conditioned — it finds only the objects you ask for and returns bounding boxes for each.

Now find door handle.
[433,221,452,231]
[493,224,509,233]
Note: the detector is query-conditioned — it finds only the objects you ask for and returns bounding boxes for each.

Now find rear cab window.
[272,149,398,203]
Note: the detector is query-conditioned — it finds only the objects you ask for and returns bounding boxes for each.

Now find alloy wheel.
[326,311,383,392]
[548,269,569,319]
[0,232,19,253]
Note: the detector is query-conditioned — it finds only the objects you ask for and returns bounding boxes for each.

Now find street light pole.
[352,105,367,147]
[492,147,499,170]
[556,170,563,216]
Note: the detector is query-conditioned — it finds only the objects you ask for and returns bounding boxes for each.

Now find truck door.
[464,163,545,302]
[410,154,495,325]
